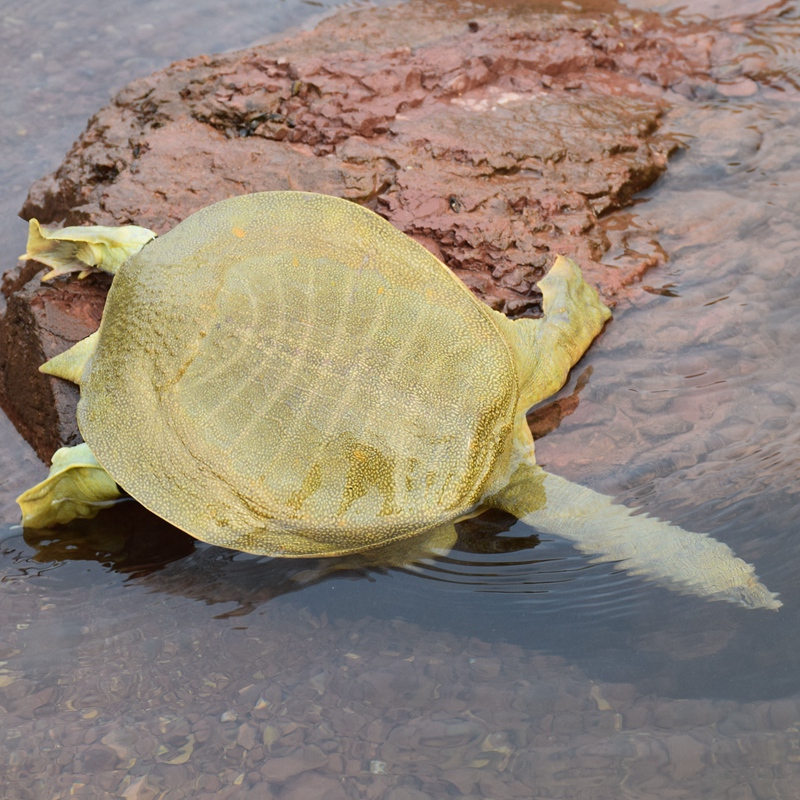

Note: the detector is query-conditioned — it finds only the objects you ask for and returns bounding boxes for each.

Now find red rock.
[0,270,109,461]
[0,0,770,459]
[21,8,681,313]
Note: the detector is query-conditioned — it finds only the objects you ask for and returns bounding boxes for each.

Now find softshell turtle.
[16,192,779,609]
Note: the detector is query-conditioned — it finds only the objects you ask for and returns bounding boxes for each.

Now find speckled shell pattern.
[78,192,518,556]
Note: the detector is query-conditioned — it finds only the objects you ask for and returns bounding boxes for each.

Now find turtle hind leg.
[489,461,781,610]
[17,443,122,528]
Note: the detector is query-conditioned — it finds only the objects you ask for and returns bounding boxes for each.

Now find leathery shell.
[78,192,518,555]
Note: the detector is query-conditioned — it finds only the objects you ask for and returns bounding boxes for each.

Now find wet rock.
[194,774,222,794]
[385,788,436,800]
[443,767,481,795]
[766,698,799,730]
[468,657,501,680]
[0,0,780,460]
[652,698,721,730]
[328,707,368,736]
[236,722,258,750]
[259,744,328,782]
[725,785,757,800]
[120,774,161,800]
[364,719,391,744]
[9,685,56,719]
[79,745,119,772]
[0,272,108,461]
[741,731,788,766]
[419,717,485,749]
[280,772,348,800]
[664,733,706,780]
[151,762,191,790]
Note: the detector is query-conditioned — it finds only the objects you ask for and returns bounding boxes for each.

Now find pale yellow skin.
[20,219,155,281]
[16,192,780,609]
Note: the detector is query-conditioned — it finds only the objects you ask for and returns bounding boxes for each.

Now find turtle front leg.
[17,443,122,528]
[21,219,156,280]
[488,460,781,610]
[487,256,612,411]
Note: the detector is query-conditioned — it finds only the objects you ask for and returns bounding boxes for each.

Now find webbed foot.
[21,219,156,280]
[17,443,122,528]
[487,256,612,411]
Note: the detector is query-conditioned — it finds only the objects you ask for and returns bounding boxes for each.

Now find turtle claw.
[21,219,156,278]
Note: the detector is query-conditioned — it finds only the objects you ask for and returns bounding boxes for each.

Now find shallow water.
[3,0,800,797]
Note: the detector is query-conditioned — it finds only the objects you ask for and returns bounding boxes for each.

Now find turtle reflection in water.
[16,192,780,610]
